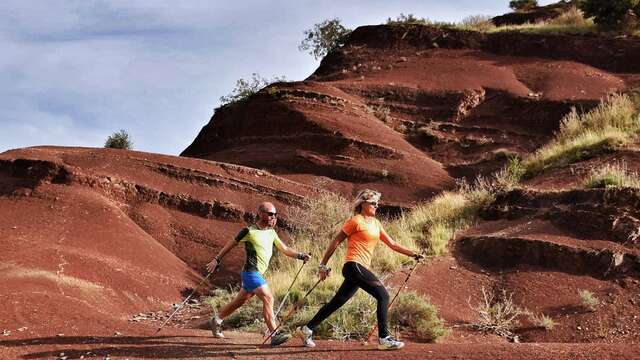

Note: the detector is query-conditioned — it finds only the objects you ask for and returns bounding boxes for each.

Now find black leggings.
[306,261,390,338]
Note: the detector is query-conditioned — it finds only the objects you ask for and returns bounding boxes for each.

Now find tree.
[298,18,352,60]
[509,0,539,11]
[104,129,133,150]
[579,0,640,28]
[218,73,286,109]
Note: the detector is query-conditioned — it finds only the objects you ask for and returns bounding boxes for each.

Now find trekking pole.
[274,262,306,319]
[155,264,220,334]
[261,277,323,346]
[362,254,426,345]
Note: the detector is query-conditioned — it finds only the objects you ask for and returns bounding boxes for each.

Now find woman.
[296,189,424,350]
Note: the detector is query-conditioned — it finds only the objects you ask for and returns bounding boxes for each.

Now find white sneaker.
[208,315,224,338]
[378,336,404,350]
[296,325,316,348]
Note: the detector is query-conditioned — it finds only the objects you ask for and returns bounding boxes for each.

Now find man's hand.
[206,257,220,273]
[318,264,331,280]
[297,252,312,263]
[412,253,426,261]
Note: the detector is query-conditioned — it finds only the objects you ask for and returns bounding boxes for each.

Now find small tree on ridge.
[509,0,539,11]
[299,18,352,60]
[104,129,133,150]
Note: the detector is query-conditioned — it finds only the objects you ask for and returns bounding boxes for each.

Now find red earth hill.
[182,24,640,198]
[0,146,317,337]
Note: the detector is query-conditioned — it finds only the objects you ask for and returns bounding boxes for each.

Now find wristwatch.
[318,263,330,271]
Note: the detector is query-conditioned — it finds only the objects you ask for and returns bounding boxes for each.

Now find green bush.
[299,19,352,60]
[509,0,539,11]
[218,73,286,109]
[104,129,133,150]
[389,291,448,341]
[580,0,640,29]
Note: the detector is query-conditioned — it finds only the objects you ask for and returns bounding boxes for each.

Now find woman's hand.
[318,264,331,280]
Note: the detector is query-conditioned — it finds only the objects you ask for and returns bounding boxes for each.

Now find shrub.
[386,13,455,28]
[460,15,497,31]
[509,0,539,11]
[579,289,600,311]
[299,19,352,60]
[548,6,590,26]
[469,287,525,338]
[389,291,449,341]
[387,13,429,25]
[585,161,640,188]
[218,73,286,109]
[579,0,640,29]
[104,129,133,150]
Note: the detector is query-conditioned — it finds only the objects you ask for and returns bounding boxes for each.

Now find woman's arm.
[318,231,348,279]
[379,228,423,258]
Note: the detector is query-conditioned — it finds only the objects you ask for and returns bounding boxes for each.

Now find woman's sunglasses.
[365,201,379,207]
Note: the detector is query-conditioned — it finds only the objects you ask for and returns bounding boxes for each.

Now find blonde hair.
[352,189,381,213]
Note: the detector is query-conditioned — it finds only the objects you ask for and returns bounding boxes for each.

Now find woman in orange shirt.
[296,189,424,350]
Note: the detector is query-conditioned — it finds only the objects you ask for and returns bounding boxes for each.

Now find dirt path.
[2,327,639,360]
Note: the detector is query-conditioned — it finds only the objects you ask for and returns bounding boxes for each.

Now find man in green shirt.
[206,202,310,346]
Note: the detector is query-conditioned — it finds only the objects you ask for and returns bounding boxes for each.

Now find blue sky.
[0,0,556,155]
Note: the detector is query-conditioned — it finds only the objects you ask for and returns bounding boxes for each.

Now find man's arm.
[275,240,311,262]
[206,236,240,273]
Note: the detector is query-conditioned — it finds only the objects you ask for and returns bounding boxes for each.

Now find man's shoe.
[208,316,224,338]
[378,336,404,350]
[295,325,316,348]
[270,330,292,346]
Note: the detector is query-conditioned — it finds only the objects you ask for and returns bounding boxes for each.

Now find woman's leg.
[350,263,390,338]
[306,277,358,331]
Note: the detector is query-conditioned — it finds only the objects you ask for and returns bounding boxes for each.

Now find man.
[206,201,310,346]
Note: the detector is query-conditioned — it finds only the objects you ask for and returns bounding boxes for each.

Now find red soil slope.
[0,146,316,337]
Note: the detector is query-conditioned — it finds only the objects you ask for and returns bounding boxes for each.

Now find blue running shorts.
[241,271,267,292]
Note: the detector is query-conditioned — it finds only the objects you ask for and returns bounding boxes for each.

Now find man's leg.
[253,284,277,332]
[218,289,254,319]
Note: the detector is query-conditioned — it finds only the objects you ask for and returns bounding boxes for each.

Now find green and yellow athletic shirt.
[234,224,283,274]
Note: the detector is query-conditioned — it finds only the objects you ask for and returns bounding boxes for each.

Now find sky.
[0,0,557,155]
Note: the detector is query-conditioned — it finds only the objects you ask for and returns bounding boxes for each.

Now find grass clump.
[460,15,497,32]
[389,176,496,258]
[527,312,557,330]
[585,161,640,189]
[579,289,600,312]
[522,93,639,177]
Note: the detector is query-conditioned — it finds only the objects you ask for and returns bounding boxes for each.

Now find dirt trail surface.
[2,327,639,360]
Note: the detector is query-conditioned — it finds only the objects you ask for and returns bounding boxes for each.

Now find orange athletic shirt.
[342,214,387,268]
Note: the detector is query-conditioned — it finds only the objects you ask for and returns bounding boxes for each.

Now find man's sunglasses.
[264,211,277,217]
